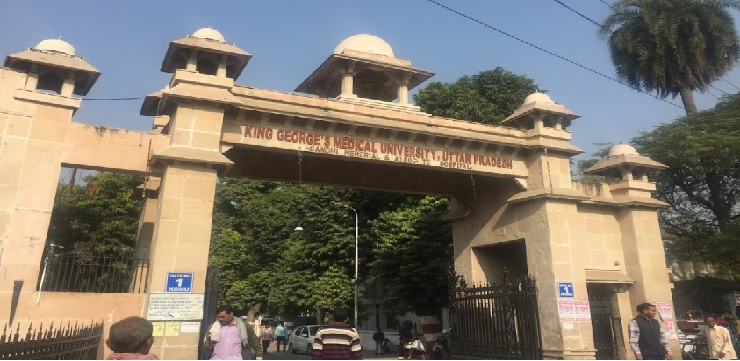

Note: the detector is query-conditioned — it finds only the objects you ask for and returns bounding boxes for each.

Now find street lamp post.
[339,204,359,328]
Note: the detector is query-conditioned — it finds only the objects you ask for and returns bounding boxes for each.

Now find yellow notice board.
[165,322,180,336]
[152,322,164,337]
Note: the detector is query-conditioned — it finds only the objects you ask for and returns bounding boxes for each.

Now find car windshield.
[309,326,320,336]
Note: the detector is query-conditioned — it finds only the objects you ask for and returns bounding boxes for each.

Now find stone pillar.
[340,71,355,97]
[0,68,80,322]
[129,178,160,293]
[397,82,408,104]
[217,55,228,78]
[186,50,198,72]
[614,291,634,359]
[146,100,230,359]
[529,200,596,360]
[526,148,574,192]
[619,207,681,357]
[397,74,411,105]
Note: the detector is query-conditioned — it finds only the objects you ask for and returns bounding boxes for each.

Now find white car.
[287,325,323,355]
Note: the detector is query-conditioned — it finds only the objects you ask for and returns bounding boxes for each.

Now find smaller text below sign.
[146,293,204,321]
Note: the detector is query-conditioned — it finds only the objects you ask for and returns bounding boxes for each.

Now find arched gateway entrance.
[0,29,679,359]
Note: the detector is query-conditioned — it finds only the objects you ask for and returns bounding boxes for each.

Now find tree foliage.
[414,68,540,124]
[599,0,740,113]
[48,172,145,258]
[632,93,740,273]
[210,178,410,319]
[369,196,453,315]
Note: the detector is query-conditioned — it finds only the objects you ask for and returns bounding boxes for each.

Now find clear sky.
[3,0,740,164]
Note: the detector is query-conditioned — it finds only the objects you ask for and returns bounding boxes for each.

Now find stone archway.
[0,28,679,359]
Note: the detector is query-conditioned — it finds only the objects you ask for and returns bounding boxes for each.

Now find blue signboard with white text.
[165,272,193,293]
[558,282,574,298]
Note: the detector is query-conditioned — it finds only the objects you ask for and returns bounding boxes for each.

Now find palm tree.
[600,0,740,114]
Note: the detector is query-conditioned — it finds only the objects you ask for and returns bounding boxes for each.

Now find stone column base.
[543,348,597,360]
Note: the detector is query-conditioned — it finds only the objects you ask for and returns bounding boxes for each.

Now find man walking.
[275,321,287,353]
[205,305,262,360]
[628,303,672,360]
[373,328,385,355]
[312,308,362,359]
[703,315,737,360]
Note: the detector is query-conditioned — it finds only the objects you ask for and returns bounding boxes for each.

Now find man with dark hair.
[373,328,385,355]
[205,305,262,360]
[106,316,158,360]
[628,303,672,360]
[312,308,362,359]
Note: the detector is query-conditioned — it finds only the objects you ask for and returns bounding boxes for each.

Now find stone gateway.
[0,29,678,359]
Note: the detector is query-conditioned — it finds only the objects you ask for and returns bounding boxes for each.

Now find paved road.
[262,342,398,360]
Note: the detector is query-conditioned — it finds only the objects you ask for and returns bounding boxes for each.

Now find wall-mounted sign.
[165,272,193,293]
[146,293,204,321]
[240,126,520,175]
[558,282,574,298]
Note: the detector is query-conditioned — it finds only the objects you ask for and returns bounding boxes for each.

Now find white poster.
[558,299,575,322]
[180,321,201,333]
[656,301,678,340]
[146,293,205,321]
[574,300,592,322]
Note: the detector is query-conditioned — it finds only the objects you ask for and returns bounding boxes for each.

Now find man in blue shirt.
[275,321,287,353]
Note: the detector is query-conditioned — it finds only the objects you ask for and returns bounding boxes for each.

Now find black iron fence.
[0,321,102,359]
[199,265,220,360]
[589,297,620,360]
[38,254,149,293]
[448,272,542,359]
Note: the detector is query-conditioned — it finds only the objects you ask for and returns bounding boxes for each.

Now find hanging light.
[294,226,304,232]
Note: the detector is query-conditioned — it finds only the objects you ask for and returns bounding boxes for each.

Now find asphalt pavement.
[262,341,399,360]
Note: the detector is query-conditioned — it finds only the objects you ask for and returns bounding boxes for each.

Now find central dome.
[192,27,226,42]
[333,34,395,57]
[34,38,76,56]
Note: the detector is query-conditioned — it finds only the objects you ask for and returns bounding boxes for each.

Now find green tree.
[414,68,540,124]
[632,93,740,273]
[210,179,374,317]
[574,143,613,182]
[48,172,145,257]
[369,196,453,316]
[309,265,354,316]
[46,172,145,292]
[599,0,740,114]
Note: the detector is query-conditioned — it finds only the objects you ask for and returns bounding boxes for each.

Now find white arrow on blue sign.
[166,272,193,293]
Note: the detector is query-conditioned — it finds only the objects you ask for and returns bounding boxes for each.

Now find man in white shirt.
[703,315,737,360]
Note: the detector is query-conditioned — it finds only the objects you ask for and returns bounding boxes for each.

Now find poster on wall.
[656,301,678,340]
[574,300,592,322]
[146,293,205,321]
[558,299,575,322]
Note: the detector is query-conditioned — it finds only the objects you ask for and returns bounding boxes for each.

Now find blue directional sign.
[165,272,193,293]
[558,282,574,298]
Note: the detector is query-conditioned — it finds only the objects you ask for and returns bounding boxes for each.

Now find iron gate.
[198,265,220,360]
[589,297,620,360]
[448,272,541,359]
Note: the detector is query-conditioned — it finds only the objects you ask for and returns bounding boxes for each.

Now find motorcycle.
[429,328,451,360]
